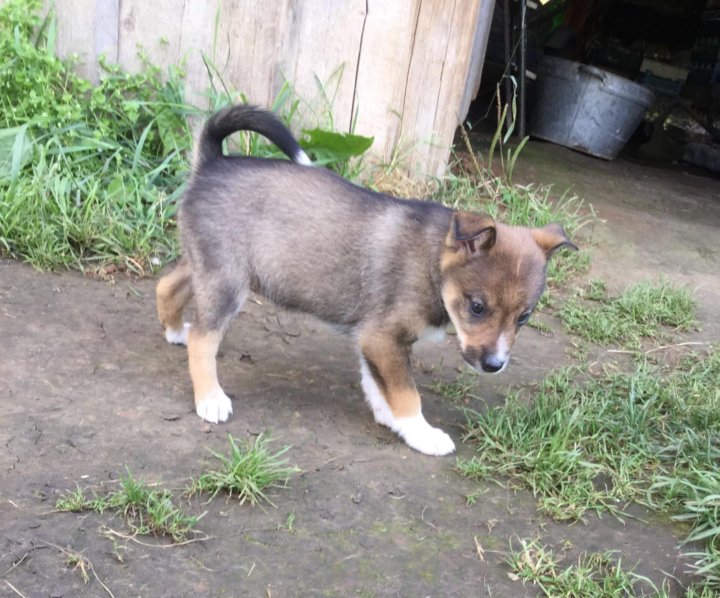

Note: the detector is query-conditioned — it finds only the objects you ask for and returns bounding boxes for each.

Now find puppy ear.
[446,212,496,254]
[532,223,578,258]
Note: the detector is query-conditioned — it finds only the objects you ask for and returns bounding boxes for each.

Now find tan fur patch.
[156,260,193,330]
[187,329,223,406]
[531,223,576,257]
[359,330,421,419]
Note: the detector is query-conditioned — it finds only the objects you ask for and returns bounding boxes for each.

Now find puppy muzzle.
[461,348,509,374]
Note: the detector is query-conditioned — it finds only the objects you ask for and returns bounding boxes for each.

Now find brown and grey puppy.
[156,104,576,456]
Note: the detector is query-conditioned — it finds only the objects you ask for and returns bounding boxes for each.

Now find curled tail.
[195,104,312,168]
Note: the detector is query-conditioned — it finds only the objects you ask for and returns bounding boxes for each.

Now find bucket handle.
[578,63,608,85]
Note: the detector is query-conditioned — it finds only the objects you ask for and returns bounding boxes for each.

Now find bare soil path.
[1,142,719,597]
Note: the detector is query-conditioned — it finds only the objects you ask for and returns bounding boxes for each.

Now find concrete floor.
[515,141,720,340]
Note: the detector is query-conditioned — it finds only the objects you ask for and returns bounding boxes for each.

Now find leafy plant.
[299,128,373,170]
[0,0,195,273]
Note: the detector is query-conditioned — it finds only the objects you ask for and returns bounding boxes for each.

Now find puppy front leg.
[359,333,455,456]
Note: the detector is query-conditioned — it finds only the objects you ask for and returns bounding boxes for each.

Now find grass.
[56,470,201,542]
[189,433,299,507]
[506,538,661,597]
[56,434,299,542]
[0,0,196,274]
[456,348,720,591]
[506,537,718,597]
[559,279,696,348]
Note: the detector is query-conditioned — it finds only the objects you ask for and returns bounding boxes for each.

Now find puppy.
[156,105,576,456]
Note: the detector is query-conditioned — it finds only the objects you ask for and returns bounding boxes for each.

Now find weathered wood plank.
[402,0,459,176]
[94,0,119,65]
[28,0,490,178]
[177,0,219,106]
[117,0,186,73]
[49,0,97,80]
[212,0,293,108]
[353,0,422,161]
[431,0,484,175]
[279,0,366,132]
[460,0,495,120]
[403,0,484,177]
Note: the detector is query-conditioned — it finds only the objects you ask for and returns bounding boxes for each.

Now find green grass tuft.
[189,433,299,507]
[56,470,200,542]
[559,279,696,348]
[0,0,194,273]
[506,538,658,597]
[459,348,720,591]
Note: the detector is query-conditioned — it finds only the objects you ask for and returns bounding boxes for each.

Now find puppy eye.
[518,311,532,326]
[470,300,485,316]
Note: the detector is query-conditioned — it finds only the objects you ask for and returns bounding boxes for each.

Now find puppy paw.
[165,322,191,345]
[195,388,233,424]
[394,414,455,456]
[371,403,396,429]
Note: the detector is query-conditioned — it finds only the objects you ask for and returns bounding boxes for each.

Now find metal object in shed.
[530,56,655,160]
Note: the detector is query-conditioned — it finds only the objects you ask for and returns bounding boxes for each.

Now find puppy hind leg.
[156,259,193,345]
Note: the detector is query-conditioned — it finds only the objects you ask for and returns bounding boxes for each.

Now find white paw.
[394,414,455,456]
[195,388,233,424]
[165,322,191,345]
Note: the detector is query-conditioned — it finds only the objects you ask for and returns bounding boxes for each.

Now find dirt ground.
[1,142,719,597]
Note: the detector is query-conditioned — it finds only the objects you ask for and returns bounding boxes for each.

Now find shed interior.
[468,0,720,176]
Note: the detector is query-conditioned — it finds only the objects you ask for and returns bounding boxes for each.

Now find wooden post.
[32,0,492,179]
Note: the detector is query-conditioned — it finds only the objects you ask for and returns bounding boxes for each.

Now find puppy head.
[440,212,576,374]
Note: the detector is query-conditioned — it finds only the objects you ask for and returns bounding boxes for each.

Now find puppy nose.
[481,356,505,373]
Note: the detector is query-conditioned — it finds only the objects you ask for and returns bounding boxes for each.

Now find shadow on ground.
[1,142,719,596]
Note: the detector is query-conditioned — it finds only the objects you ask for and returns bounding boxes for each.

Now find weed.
[527,318,553,334]
[429,373,484,406]
[189,433,299,507]
[55,485,95,512]
[559,279,696,348]
[465,491,485,507]
[0,0,196,273]
[278,512,296,533]
[65,550,91,584]
[459,348,720,590]
[506,538,659,597]
[56,470,200,542]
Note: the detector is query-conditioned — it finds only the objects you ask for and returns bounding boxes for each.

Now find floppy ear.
[532,223,578,258]
[445,212,496,255]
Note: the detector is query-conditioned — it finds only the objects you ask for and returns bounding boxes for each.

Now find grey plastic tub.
[530,56,655,160]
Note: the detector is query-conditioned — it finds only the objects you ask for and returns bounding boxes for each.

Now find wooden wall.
[41,0,493,178]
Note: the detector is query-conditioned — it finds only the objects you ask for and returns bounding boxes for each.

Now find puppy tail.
[195,104,312,168]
